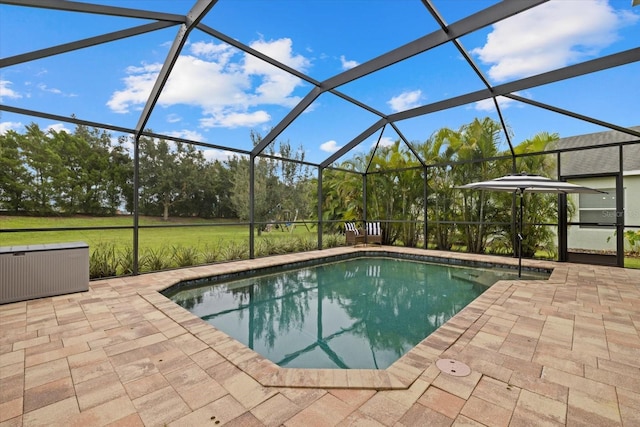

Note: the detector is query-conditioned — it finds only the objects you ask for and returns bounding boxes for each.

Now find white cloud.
[387,90,423,112]
[111,136,133,156]
[108,38,309,129]
[474,94,521,112]
[0,121,23,135]
[0,80,22,100]
[243,38,309,107]
[472,0,639,82]
[166,113,181,123]
[37,83,61,95]
[46,123,72,134]
[376,136,396,148]
[248,37,310,71]
[107,63,160,113]
[37,83,77,97]
[202,148,237,162]
[0,121,71,136]
[320,140,342,153]
[165,129,205,142]
[189,41,236,66]
[200,110,270,128]
[340,55,359,70]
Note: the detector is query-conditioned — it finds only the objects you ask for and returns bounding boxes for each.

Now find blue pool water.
[166,257,545,369]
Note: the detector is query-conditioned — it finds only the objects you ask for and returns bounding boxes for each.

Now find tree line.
[321,117,559,256]
[0,124,312,223]
[1,117,559,256]
[2,123,131,215]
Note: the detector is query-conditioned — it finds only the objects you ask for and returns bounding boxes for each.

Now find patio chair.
[365,221,382,245]
[345,222,365,245]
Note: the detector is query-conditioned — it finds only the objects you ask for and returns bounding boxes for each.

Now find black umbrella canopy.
[457,173,607,277]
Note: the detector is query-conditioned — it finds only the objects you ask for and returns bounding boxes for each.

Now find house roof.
[552,126,640,176]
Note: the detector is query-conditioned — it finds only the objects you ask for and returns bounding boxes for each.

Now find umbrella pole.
[518,191,523,278]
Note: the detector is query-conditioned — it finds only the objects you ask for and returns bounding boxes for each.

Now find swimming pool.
[165,255,548,369]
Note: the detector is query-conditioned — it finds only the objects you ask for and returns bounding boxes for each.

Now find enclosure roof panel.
[1,0,638,167]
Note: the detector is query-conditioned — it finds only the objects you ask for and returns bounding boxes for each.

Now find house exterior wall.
[566,174,640,252]
[624,171,640,253]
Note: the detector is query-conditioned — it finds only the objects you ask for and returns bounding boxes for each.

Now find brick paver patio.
[1,246,639,426]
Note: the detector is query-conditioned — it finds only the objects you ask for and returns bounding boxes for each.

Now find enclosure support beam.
[512,194,518,263]
[390,123,427,168]
[251,87,323,157]
[317,167,323,250]
[249,156,255,259]
[388,48,640,124]
[493,98,516,171]
[362,174,368,235]
[132,137,140,275]
[134,0,218,138]
[321,118,387,168]
[616,146,625,267]
[321,0,546,90]
[0,22,176,68]
[0,0,185,21]
[504,94,640,139]
[423,167,428,250]
[557,153,567,262]
[420,0,516,168]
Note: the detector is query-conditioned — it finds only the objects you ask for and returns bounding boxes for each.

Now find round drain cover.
[436,359,471,377]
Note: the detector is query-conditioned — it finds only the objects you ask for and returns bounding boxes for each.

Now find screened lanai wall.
[1,0,639,276]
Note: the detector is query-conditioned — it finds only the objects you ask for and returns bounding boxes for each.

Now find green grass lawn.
[626,257,640,269]
[1,215,320,254]
[2,216,637,273]
[1,215,330,277]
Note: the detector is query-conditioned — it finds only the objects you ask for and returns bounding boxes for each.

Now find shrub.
[118,246,135,275]
[222,241,249,260]
[609,229,640,256]
[201,243,221,263]
[322,233,343,248]
[256,236,283,256]
[172,245,200,267]
[622,230,640,256]
[140,247,171,272]
[279,237,298,254]
[295,235,317,252]
[484,234,512,256]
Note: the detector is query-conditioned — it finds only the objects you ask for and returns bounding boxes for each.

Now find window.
[578,189,616,228]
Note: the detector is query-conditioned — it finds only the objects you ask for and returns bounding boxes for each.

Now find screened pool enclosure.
[1,0,639,276]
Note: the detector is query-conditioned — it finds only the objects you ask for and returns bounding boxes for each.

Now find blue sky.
[1,0,639,165]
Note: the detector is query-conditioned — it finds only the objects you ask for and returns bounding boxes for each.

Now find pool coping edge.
[133,246,559,390]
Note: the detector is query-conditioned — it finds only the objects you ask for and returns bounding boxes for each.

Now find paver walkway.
[1,247,639,426]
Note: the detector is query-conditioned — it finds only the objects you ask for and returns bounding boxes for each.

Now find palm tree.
[419,127,459,250]
[453,118,504,253]
[366,141,423,245]
[513,132,560,257]
[316,155,365,234]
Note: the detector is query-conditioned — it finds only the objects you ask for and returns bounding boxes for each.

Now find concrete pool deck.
[1,246,639,426]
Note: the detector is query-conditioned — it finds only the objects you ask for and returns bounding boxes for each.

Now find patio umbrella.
[457,172,606,277]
